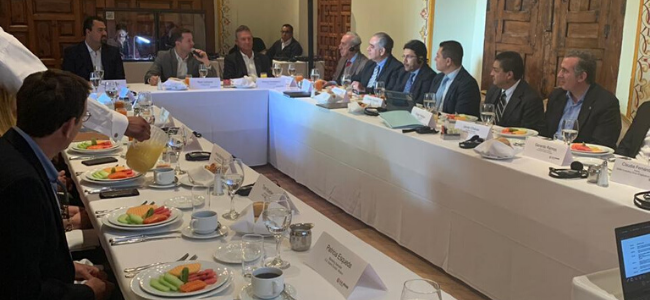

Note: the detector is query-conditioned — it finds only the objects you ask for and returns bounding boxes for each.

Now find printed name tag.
[523,136,571,166]
[411,107,435,127]
[611,159,650,190]
[455,120,492,139]
[301,79,313,93]
[209,143,232,165]
[362,95,383,107]
[189,77,220,89]
[248,175,299,213]
[256,78,285,89]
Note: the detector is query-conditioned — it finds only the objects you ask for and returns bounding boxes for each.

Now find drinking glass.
[199,64,209,78]
[90,72,101,94]
[310,68,321,82]
[480,103,496,125]
[375,81,386,99]
[423,93,438,123]
[104,82,119,105]
[401,279,442,300]
[287,63,297,76]
[137,92,155,124]
[341,73,352,89]
[273,63,282,77]
[242,234,264,281]
[263,196,292,269]
[168,128,187,175]
[184,74,192,86]
[191,185,210,212]
[295,73,304,89]
[222,158,245,220]
[561,119,579,145]
[94,65,104,80]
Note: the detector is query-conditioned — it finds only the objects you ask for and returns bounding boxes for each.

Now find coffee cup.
[251,267,284,299]
[189,211,218,235]
[153,167,175,185]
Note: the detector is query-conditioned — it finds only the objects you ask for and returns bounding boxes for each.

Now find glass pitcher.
[125,126,167,173]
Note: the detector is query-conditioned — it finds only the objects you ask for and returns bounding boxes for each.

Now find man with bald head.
[351,32,403,93]
[331,32,368,85]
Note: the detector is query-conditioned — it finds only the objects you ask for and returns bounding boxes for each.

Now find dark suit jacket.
[391,65,436,104]
[544,84,621,149]
[62,42,125,80]
[144,49,217,83]
[266,39,303,60]
[331,53,369,84]
[1,129,94,300]
[351,55,403,92]
[484,80,546,133]
[428,67,481,117]
[617,101,650,157]
[222,51,273,80]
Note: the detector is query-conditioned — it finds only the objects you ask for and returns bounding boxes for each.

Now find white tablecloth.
[130,84,268,166]
[571,268,621,300]
[65,118,457,300]
[267,90,650,300]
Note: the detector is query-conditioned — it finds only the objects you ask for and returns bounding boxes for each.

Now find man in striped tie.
[351,32,403,94]
[392,40,436,104]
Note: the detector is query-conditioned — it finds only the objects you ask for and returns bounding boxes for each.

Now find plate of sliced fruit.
[138,261,231,297]
[496,127,539,138]
[84,166,142,183]
[439,113,479,123]
[105,205,181,229]
[70,138,120,154]
[570,142,614,157]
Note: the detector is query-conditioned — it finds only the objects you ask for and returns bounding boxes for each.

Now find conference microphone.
[191,49,204,58]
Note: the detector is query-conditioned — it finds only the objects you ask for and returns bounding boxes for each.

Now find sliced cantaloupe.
[126,205,158,217]
[168,263,201,277]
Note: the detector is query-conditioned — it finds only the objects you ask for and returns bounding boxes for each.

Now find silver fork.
[124,253,190,277]
[188,254,198,260]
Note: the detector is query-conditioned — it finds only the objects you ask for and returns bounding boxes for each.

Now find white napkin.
[473,139,519,159]
[229,203,272,235]
[66,229,100,251]
[348,101,364,114]
[162,78,188,90]
[233,76,257,88]
[187,165,214,186]
[184,126,202,152]
[314,92,335,104]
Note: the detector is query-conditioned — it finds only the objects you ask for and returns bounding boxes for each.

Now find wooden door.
[482,0,626,97]
[318,0,352,80]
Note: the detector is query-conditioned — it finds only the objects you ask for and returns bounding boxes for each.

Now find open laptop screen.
[616,220,650,299]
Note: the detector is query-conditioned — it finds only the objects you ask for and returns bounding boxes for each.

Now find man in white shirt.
[0,26,150,141]
[222,25,273,79]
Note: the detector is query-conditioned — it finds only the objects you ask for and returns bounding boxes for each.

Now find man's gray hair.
[565,50,597,84]
[345,31,362,47]
[372,32,394,54]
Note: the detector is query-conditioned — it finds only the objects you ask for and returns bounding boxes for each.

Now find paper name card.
[362,95,383,107]
[523,137,571,166]
[209,143,232,165]
[97,79,127,93]
[301,79,313,93]
[314,92,334,104]
[189,77,220,89]
[256,78,285,89]
[248,175,299,213]
[183,125,202,151]
[306,232,387,299]
[611,159,650,190]
[455,120,492,139]
[332,87,350,103]
[411,107,435,127]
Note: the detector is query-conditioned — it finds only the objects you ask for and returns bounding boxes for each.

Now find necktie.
[368,64,381,88]
[403,72,416,93]
[436,76,449,111]
[496,90,507,124]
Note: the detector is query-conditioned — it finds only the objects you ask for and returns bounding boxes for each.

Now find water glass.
[94,65,104,80]
[222,158,245,220]
[310,68,321,82]
[90,72,101,93]
[263,197,292,269]
[401,279,442,300]
[341,73,352,89]
[561,119,579,145]
[273,63,282,77]
[168,128,187,175]
[375,81,386,99]
[199,64,209,78]
[104,82,119,104]
[242,234,264,281]
[480,103,496,125]
[191,185,210,212]
[288,63,297,76]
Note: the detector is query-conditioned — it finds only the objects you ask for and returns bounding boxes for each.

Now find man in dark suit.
[144,28,216,85]
[391,40,436,104]
[331,31,368,84]
[617,102,650,158]
[351,32,403,93]
[544,50,621,149]
[223,25,273,80]
[62,16,125,81]
[266,24,303,60]
[2,70,113,300]
[428,41,481,117]
[484,51,545,133]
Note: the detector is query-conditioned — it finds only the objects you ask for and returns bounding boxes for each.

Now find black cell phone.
[235,184,254,196]
[81,157,118,166]
[185,151,211,161]
[99,189,140,199]
[192,50,203,57]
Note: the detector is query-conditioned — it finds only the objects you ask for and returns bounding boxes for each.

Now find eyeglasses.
[82,111,92,122]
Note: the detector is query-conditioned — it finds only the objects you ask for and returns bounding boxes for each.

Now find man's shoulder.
[587,84,618,105]
[63,42,84,56]
[0,139,36,190]
[516,80,542,101]
[419,65,436,79]
[224,52,239,61]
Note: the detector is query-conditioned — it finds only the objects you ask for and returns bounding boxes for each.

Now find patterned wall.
[216,0,233,55]
[630,0,650,117]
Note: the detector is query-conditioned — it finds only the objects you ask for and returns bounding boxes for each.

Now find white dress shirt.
[241,51,257,77]
[636,128,650,164]
[281,38,292,50]
[1,26,128,140]
[174,49,189,78]
[85,42,103,71]
[502,79,521,106]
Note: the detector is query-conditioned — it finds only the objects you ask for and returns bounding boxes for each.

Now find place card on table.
[189,77,221,89]
[523,136,571,166]
[301,79,313,93]
[183,125,202,151]
[248,175,299,213]
[314,92,334,104]
[256,77,285,89]
[332,87,350,103]
[362,95,383,107]
[209,143,232,165]
[455,120,493,139]
[611,159,650,190]
[282,75,297,87]
[306,232,387,299]
[411,106,436,127]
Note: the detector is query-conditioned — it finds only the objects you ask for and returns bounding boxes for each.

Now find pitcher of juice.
[125,126,167,173]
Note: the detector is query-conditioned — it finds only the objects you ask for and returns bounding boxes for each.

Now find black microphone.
[192,49,203,58]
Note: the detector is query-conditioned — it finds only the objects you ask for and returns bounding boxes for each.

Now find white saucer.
[239,283,296,300]
[181,223,228,239]
[147,177,179,189]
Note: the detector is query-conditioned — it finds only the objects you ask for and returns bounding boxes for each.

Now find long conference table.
[67,116,456,300]
[123,85,650,300]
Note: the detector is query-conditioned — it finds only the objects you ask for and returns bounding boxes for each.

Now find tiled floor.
[253,164,490,300]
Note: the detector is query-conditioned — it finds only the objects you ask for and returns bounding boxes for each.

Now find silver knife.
[110,231,181,243]
[110,235,180,246]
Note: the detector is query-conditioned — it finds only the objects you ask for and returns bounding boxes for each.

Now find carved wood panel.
[318,0,352,80]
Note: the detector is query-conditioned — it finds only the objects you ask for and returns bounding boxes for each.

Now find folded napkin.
[233,76,257,88]
[162,78,188,90]
[187,165,214,186]
[230,203,272,235]
[348,101,364,114]
[67,229,100,251]
[314,91,335,104]
[183,126,202,152]
[473,139,519,159]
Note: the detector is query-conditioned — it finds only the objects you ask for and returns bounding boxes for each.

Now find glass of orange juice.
[184,74,192,86]
[295,73,304,89]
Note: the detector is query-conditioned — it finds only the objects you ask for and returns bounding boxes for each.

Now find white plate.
[148,177,180,189]
[179,175,204,187]
[164,195,204,210]
[106,207,182,228]
[495,128,539,139]
[478,154,515,160]
[84,168,143,183]
[102,209,182,231]
[573,157,605,167]
[239,283,296,300]
[439,113,479,123]
[139,261,230,298]
[130,264,233,299]
[181,224,228,240]
[70,140,121,154]
[571,143,615,157]
[213,242,246,264]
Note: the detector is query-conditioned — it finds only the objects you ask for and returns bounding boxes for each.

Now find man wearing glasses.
[266,24,304,60]
[391,40,436,104]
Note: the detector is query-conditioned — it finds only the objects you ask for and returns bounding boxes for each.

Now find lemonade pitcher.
[126,126,167,173]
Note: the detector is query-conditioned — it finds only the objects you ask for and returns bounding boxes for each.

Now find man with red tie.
[331,32,368,85]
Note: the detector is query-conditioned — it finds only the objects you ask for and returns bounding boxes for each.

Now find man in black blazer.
[351,32,403,93]
[484,51,545,133]
[391,40,436,104]
[544,50,621,149]
[428,41,481,117]
[62,16,125,80]
[331,32,369,84]
[266,24,303,60]
[617,102,650,158]
[2,70,113,300]
[223,25,273,80]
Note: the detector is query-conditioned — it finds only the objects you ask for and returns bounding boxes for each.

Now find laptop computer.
[385,91,415,111]
[615,220,650,300]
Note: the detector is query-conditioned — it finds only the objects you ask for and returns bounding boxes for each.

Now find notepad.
[378,111,424,129]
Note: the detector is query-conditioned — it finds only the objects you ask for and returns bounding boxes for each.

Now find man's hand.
[148,75,160,86]
[351,81,364,92]
[125,116,151,141]
[85,277,114,300]
[74,262,107,280]
[192,49,211,66]
[69,208,91,230]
